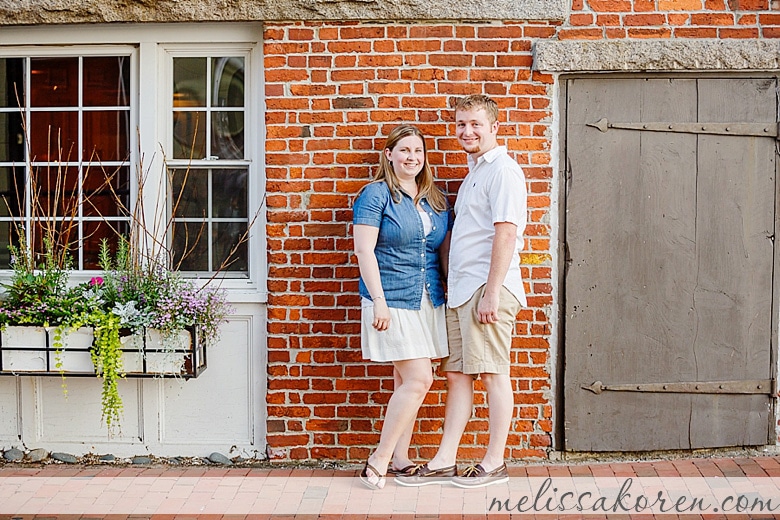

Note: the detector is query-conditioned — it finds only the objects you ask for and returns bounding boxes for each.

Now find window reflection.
[30,57,79,107]
[83,56,130,107]
[0,58,24,107]
[172,56,244,161]
[1,55,131,270]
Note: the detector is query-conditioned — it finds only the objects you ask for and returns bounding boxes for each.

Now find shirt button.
[420,268,424,272]
[422,239,426,243]
[432,227,436,230]
[420,253,424,257]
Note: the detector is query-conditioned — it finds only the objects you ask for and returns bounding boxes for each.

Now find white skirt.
[361,293,449,362]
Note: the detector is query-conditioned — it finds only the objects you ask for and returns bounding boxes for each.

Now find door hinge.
[582,379,775,395]
[587,118,779,140]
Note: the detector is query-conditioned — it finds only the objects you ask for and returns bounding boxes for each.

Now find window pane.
[83,110,130,162]
[29,111,78,162]
[0,166,24,217]
[30,57,78,107]
[82,220,129,270]
[173,57,206,107]
[213,169,247,218]
[30,220,78,268]
[32,166,79,217]
[83,56,130,107]
[83,165,129,217]
[211,111,244,159]
[0,221,12,268]
[0,112,24,162]
[172,222,208,271]
[212,57,244,108]
[172,110,206,160]
[213,222,247,272]
[0,58,24,108]
[170,168,207,218]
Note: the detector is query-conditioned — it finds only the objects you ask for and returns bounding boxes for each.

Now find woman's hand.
[372,299,391,331]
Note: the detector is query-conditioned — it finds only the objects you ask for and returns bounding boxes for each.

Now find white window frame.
[162,47,252,277]
[0,47,136,271]
[0,23,266,301]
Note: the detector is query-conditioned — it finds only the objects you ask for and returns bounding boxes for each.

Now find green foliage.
[0,237,230,433]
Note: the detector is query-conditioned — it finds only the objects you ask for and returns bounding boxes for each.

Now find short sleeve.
[488,162,527,227]
[353,182,388,227]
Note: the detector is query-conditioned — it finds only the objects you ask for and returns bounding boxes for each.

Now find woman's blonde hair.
[361,124,447,212]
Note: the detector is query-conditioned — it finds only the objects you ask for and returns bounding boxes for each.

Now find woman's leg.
[365,358,433,482]
[391,366,417,471]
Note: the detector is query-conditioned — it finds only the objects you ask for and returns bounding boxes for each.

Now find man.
[396,94,527,489]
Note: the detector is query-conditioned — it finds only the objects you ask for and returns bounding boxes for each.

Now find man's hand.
[478,290,500,324]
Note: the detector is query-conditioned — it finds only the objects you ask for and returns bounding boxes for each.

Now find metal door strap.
[582,379,774,395]
[587,118,779,139]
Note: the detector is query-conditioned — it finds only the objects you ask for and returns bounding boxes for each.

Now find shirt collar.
[467,145,506,169]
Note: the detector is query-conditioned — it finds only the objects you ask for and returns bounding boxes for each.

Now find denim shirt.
[353,182,451,310]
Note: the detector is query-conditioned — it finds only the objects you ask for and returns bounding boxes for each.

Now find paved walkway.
[2,453,780,518]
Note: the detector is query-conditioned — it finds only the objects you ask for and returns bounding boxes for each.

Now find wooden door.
[564,77,778,451]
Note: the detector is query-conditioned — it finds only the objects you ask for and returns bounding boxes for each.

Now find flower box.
[0,325,206,378]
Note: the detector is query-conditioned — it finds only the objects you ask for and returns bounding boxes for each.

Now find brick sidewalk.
[1,454,780,518]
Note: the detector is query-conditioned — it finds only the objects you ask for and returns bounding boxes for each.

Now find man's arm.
[477,221,517,324]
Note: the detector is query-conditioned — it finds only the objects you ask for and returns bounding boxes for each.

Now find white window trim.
[0,23,266,301]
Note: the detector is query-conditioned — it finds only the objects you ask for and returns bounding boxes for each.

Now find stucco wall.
[0,0,567,24]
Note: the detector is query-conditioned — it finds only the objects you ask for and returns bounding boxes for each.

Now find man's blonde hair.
[455,94,499,124]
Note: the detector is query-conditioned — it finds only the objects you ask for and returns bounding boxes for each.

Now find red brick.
[633,0,655,10]
[690,13,736,25]
[624,14,667,26]
[627,27,673,37]
[465,40,510,52]
[558,28,604,39]
[339,26,384,39]
[659,0,702,8]
[523,26,557,38]
[409,25,455,38]
[587,0,632,11]
[668,13,690,25]
[674,27,719,37]
[719,27,760,37]
[728,0,769,8]
[572,13,595,25]
[760,13,780,24]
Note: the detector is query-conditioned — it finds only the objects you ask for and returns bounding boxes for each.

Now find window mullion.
[77,56,84,270]
[23,56,32,259]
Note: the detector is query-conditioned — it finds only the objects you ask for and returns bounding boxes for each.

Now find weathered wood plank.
[564,77,776,451]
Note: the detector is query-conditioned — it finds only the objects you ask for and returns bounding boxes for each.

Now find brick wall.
[264,21,556,461]
[564,0,779,39]
[264,0,780,464]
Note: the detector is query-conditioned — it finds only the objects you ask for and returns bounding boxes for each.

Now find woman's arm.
[438,230,451,280]
[354,224,391,331]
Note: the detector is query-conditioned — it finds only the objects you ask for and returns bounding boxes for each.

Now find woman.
[352,124,451,489]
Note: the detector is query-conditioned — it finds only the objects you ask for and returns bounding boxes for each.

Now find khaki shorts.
[441,285,521,376]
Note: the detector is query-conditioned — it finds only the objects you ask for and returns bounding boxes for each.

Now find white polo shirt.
[448,145,527,309]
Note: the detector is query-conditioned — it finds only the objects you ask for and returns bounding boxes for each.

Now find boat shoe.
[394,462,457,487]
[450,463,509,488]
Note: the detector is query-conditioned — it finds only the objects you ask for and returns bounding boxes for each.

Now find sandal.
[387,464,416,476]
[358,461,386,490]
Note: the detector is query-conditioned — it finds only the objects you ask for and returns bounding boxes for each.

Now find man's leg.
[478,372,513,472]
[426,370,473,469]
[450,286,519,488]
